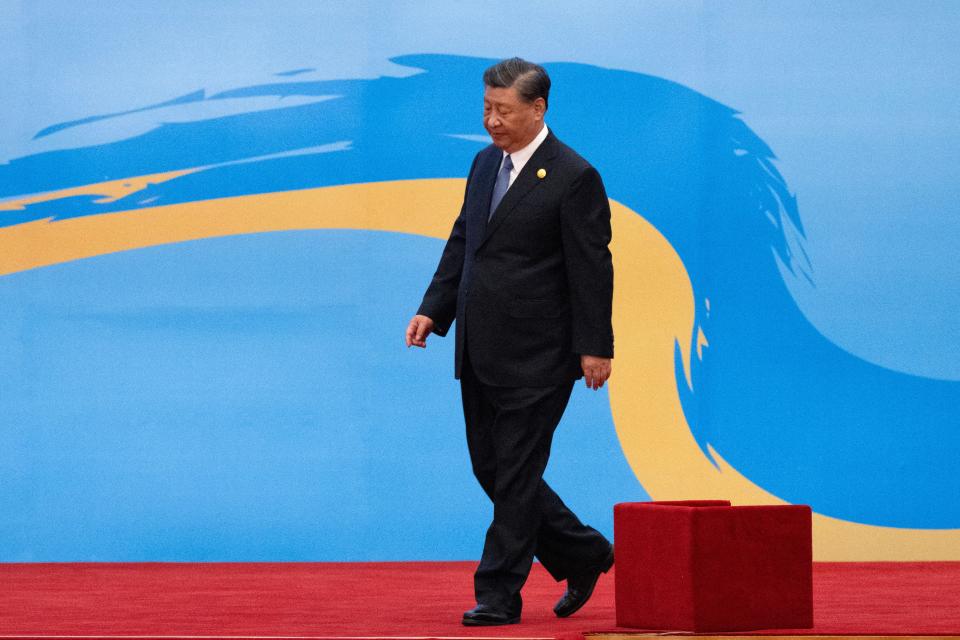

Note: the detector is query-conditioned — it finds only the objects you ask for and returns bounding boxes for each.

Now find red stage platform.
[1,561,958,638]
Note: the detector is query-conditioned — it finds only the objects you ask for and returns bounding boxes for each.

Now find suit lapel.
[470,148,501,238]
[480,132,558,247]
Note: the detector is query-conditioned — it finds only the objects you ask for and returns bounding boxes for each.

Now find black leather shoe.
[553,546,615,618]
[462,603,521,626]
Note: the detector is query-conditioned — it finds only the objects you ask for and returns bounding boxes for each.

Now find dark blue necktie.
[489,154,513,220]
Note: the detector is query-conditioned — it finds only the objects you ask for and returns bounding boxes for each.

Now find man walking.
[405,57,614,626]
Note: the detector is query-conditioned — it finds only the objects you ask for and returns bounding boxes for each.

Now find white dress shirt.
[501,124,549,187]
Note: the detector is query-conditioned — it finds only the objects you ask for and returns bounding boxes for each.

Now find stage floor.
[1,561,958,638]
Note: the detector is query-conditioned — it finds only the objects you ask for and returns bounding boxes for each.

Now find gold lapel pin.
[537,168,547,179]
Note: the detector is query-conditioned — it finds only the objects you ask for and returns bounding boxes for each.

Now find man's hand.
[405,314,435,348]
[581,355,612,390]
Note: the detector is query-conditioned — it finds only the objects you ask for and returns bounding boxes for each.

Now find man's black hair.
[483,57,550,110]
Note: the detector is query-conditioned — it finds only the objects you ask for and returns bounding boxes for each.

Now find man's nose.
[486,113,500,128]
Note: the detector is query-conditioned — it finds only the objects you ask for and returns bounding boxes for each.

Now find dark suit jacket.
[417,130,613,387]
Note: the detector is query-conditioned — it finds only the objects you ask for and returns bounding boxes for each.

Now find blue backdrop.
[1,1,957,561]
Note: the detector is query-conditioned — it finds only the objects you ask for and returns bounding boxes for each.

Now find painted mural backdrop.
[2,2,958,561]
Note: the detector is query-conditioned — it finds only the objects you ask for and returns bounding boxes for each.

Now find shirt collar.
[502,123,549,178]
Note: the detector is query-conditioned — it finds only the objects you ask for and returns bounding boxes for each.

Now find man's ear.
[533,97,546,118]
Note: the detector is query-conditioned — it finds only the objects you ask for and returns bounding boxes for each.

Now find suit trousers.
[460,353,612,611]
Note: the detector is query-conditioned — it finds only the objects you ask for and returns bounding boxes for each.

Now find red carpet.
[1,562,958,638]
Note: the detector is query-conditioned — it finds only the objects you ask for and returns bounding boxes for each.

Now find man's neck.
[505,122,545,154]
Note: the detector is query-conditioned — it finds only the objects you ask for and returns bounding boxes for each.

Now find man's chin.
[488,134,510,150]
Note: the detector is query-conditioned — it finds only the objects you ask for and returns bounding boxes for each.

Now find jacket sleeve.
[560,165,614,358]
[415,154,478,337]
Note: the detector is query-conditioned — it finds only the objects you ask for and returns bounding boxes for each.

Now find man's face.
[483,85,545,153]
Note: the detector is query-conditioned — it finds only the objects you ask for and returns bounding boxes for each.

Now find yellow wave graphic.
[0,169,199,212]
[2,176,957,560]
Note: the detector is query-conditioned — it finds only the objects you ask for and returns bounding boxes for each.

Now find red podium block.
[614,500,813,631]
